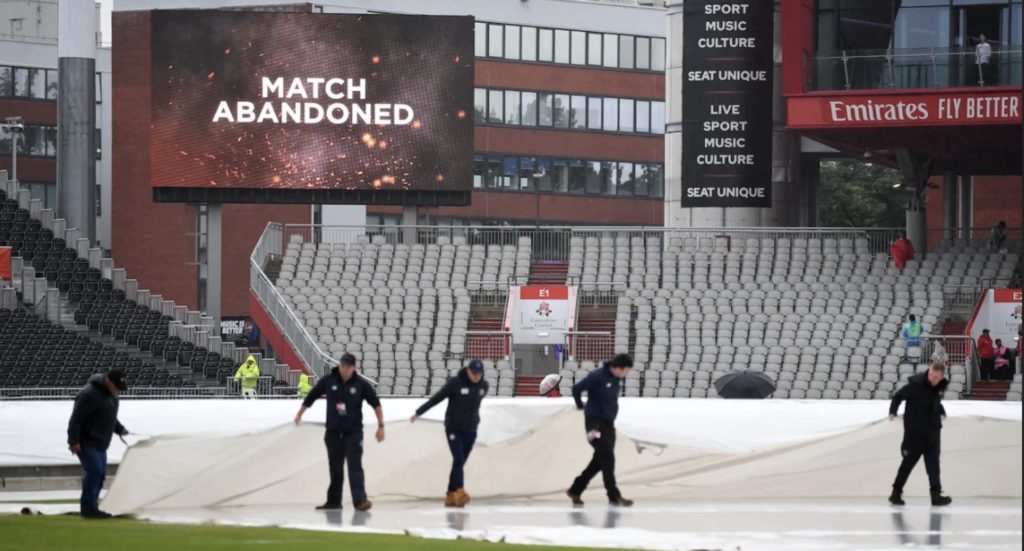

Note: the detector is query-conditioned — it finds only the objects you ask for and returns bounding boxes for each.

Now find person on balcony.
[993,339,1011,381]
[975,34,993,85]
[233,355,261,398]
[901,314,924,363]
[989,221,1007,252]
[977,329,996,381]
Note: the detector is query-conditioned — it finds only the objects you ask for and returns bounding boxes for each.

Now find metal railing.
[810,47,1022,91]
[462,331,513,362]
[276,224,907,260]
[251,223,337,379]
[928,227,1022,254]
[919,335,979,395]
[564,331,615,364]
[0,386,303,400]
[225,375,275,396]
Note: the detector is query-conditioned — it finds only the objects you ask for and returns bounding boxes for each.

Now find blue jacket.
[303,369,381,433]
[572,363,621,422]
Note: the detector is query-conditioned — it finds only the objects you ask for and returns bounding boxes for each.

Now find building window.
[537,93,554,126]
[0,66,11,96]
[651,38,666,71]
[504,90,520,125]
[570,95,587,129]
[554,29,570,64]
[197,204,209,312]
[474,88,486,123]
[602,97,618,132]
[538,28,554,62]
[47,69,58,99]
[22,181,56,209]
[471,155,662,198]
[636,100,651,133]
[603,34,618,68]
[619,35,635,69]
[636,37,651,70]
[619,98,635,133]
[474,21,487,57]
[651,101,665,134]
[487,89,504,123]
[553,93,570,128]
[488,24,504,58]
[505,25,521,60]
[521,91,538,126]
[587,97,602,130]
[588,33,603,66]
[521,26,537,61]
[571,31,587,65]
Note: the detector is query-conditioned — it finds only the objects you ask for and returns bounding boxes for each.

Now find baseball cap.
[467,359,485,373]
[107,368,128,391]
[982,328,990,333]
[339,353,357,366]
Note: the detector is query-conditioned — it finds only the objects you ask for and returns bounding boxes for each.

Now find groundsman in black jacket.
[66,369,129,518]
[410,359,488,508]
[887,362,952,506]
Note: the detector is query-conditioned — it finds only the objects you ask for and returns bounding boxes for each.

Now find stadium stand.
[0,175,288,393]
[260,226,1018,400]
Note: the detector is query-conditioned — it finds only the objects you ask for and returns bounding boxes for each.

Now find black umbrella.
[714,371,776,399]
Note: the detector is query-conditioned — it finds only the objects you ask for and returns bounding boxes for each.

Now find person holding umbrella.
[887,362,952,506]
[410,359,489,508]
[567,353,634,507]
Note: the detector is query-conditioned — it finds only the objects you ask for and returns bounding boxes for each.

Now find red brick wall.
[112,12,308,317]
[926,174,1022,247]
[475,126,661,164]
[475,60,663,100]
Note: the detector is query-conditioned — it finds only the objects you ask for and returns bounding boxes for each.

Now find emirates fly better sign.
[682,1,773,207]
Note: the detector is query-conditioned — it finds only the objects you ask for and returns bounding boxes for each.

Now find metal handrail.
[813,47,1022,63]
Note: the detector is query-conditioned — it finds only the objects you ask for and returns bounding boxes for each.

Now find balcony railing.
[809,47,1022,91]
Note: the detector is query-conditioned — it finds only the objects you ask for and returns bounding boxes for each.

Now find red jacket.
[895,238,916,261]
[977,335,995,359]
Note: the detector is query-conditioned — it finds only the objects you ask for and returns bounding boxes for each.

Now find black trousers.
[324,430,366,505]
[569,418,621,500]
[980,358,995,381]
[892,440,942,492]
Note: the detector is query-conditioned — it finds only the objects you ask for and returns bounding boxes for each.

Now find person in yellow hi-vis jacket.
[234,355,260,398]
[296,373,313,398]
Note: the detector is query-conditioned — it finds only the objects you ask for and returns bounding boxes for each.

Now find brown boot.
[609,497,634,507]
[566,490,584,506]
[453,488,471,507]
[444,492,459,508]
[354,500,373,512]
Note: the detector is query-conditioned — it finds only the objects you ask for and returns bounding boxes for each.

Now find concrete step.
[515,375,545,397]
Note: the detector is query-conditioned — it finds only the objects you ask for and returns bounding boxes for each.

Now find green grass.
[0,515,597,551]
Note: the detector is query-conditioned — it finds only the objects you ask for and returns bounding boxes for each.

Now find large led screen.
[149,11,474,200]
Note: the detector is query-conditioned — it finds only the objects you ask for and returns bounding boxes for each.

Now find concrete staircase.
[52,295,211,386]
[515,374,545,397]
[527,260,568,285]
[967,380,1010,401]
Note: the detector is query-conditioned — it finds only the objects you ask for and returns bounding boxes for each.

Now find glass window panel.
[635,100,651,133]
[475,22,487,56]
[651,38,666,71]
[488,24,504,58]
[29,68,44,98]
[894,7,949,49]
[552,159,569,192]
[535,158,553,191]
[568,160,587,194]
[473,154,486,188]
[635,164,650,197]
[649,164,664,197]
[521,91,538,126]
[519,156,536,190]
[585,161,606,194]
[617,162,635,196]
[474,88,487,123]
[619,35,635,69]
[504,91,521,125]
[487,90,504,123]
[603,97,618,131]
[651,101,665,134]
[570,95,587,129]
[538,93,554,126]
[588,33,603,65]
[505,25,521,60]
[502,156,518,188]
[46,126,57,156]
[13,67,30,96]
[603,34,618,68]
[0,66,11,97]
[571,31,586,65]
[539,29,554,62]
[521,27,538,61]
[16,126,31,155]
[587,97,602,130]
[486,155,503,188]
[0,133,8,154]
[636,37,651,70]
[554,30,570,63]
[29,125,46,156]
[553,94,570,128]
[619,98,635,133]
[47,69,58,99]
[95,72,101,104]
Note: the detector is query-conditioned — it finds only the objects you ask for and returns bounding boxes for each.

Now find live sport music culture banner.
[682,0,773,208]
[149,11,474,193]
